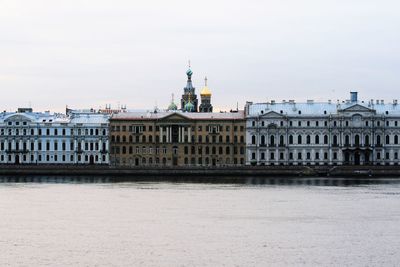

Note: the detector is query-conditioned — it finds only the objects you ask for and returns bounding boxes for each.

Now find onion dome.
[168,102,178,111]
[200,76,212,96]
[186,68,193,77]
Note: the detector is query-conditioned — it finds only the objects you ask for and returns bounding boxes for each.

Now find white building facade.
[246,92,400,166]
[0,108,109,164]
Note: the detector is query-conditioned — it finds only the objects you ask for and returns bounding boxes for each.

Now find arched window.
[324,135,328,144]
[345,135,350,146]
[355,135,360,146]
[386,135,390,145]
[260,135,265,145]
[365,135,370,146]
[270,135,275,146]
[289,135,293,144]
[306,135,311,144]
[377,135,381,145]
[395,135,399,145]
[333,135,338,145]
[298,135,302,144]
[251,135,256,144]
[279,135,284,146]
[315,135,319,144]
[226,147,230,154]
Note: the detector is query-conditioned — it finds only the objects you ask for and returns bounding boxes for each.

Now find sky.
[0,0,399,112]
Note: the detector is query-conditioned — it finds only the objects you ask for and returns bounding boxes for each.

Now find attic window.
[7,122,12,126]
[298,110,301,115]
[324,110,327,114]
[280,110,283,114]
[261,110,264,114]
[386,111,389,115]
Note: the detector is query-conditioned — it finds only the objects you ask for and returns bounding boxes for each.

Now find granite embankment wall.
[1,165,400,180]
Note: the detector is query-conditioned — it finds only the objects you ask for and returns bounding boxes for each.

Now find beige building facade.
[110,111,246,167]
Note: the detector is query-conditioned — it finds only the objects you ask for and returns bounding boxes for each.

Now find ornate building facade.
[0,108,109,164]
[246,92,400,166]
[180,68,198,112]
[109,111,246,167]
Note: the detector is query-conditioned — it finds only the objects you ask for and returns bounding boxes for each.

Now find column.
[178,126,181,143]
[160,126,163,143]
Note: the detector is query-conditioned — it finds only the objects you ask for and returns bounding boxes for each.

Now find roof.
[247,101,400,117]
[111,110,245,121]
[0,111,109,125]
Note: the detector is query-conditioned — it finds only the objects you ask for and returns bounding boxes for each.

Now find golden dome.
[200,76,212,96]
[200,86,212,96]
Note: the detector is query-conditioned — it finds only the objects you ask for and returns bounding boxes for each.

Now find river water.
[1,179,400,266]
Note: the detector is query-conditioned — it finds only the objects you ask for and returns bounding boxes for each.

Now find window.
[279,135,284,146]
[260,135,265,145]
[354,135,360,146]
[306,135,311,144]
[386,135,390,145]
[324,135,328,144]
[365,135,370,146]
[297,135,302,144]
[377,135,381,145]
[251,135,256,144]
[315,135,319,144]
[345,135,350,146]
[289,135,293,144]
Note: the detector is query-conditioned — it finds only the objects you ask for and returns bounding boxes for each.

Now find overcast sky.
[0,0,399,112]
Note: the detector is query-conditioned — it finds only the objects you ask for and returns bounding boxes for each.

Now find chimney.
[350,91,358,103]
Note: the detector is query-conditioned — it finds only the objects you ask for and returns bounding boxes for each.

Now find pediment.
[341,104,374,113]
[260,111,284,118]
[161,113,190,121]
[4,114,33,122]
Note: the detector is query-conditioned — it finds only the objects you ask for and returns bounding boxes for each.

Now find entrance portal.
[354,151,360,165]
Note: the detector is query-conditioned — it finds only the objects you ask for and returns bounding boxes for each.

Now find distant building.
[199,77,213,113]
[246,92,400,166]
[109,111,246,167]
[0,108,109,164]
[180,68,198,112]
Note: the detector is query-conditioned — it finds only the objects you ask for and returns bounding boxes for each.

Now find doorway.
[354,151,360,165]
